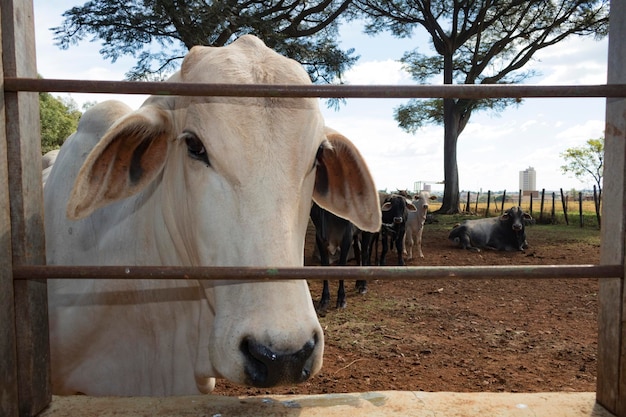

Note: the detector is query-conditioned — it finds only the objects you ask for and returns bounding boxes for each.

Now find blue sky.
[33,1,608,193]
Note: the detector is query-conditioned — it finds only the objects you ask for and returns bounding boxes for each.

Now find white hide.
[44,35,381,396]
[404,191,436,259]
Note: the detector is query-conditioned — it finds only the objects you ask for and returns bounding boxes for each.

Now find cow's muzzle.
[393,216,403,224]
[241,334,318,388]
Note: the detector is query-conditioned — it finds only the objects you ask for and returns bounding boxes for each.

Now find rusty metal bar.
[5,77,626,99]
[13,264,622,281]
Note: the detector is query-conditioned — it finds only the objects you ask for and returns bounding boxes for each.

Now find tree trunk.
[436,50,461,214]
[437,99,462,214]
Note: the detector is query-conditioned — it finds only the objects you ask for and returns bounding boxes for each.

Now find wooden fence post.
[1,0,50,415]
[560,188,569,226]
[579,192,584,228]
[501,190,506,213]
[0,8,19,416]
[539,188,545,223]
[597,0,626,413]
[485,190,491,217]
[474,191,480,214]
[594,185,601,228]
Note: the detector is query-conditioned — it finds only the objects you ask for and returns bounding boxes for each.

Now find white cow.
[403,191,436,260]
[44,35,381,397]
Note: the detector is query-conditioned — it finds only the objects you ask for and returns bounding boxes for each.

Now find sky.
[32,1,608,194]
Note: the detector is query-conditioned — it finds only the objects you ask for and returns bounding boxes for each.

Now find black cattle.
[379,194,417,266]
[448,206,533,252]
[310,202,361,314]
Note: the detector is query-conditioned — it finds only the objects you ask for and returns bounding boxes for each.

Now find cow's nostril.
[241,335,317,388]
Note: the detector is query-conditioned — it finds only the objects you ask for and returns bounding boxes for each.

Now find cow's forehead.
[182,38,312,86]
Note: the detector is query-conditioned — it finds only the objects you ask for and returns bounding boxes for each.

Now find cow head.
[63,36,381,390]
[500,206,533,232]
[412,191,437,221]
[381,194,417,226]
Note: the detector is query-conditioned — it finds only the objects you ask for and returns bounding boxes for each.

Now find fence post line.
[485,190,491,217]
[1,0,51,415]
[501,190,506,213]
[518,189,522,207]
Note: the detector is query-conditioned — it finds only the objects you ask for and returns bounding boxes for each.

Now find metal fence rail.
[13,264,624,281]
[5,77,626,98]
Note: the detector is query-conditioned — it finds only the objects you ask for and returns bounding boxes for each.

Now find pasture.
[214,215,600,396]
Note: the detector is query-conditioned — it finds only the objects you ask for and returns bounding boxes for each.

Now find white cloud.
[342,60,412,85]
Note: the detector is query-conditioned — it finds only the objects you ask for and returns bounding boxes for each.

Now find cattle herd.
[39,35,533,397]
[309,190,533,310]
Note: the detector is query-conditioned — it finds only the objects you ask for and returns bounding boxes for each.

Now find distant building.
[519,166,538,197]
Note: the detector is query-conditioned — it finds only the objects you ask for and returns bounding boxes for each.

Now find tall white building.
[519,166,537,194]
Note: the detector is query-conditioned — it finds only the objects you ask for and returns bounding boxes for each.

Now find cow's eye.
[183,132,210,166]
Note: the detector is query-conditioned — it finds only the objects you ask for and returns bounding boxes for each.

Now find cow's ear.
[406,202,418,212]
[67,105,172,220]
[313,128,381,233]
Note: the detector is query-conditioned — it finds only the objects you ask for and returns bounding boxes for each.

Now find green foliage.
[52,0,359,83]
[560,137,604,193]
[359,0,609,133]
[39,92,81,154]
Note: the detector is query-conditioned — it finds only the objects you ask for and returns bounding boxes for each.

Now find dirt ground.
[213,216,601,397]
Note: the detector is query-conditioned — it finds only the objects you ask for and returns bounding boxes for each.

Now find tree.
[356,0,609,214]
[560,136,604,196]
[39,92,82,154]
[52,0,359,83]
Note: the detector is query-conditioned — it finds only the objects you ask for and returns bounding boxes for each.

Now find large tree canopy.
[53,0,359,83]
[560,136,604,195]
[40,92,81,154]
[356,0,609,213]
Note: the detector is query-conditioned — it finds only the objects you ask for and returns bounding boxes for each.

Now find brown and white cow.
[44,35,381,396]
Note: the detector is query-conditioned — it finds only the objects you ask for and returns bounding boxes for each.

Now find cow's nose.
[393,216,403,224]
[512,224,523,231]
[241,334,318,387]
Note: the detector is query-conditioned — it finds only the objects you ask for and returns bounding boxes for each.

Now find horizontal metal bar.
[13,264,623,281]
[5,78,626,98]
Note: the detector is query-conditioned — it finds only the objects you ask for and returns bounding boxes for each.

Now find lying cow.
[448,206,532,252]
[44,35,381,396]
[42,149,59,186]
[404,191,437,260]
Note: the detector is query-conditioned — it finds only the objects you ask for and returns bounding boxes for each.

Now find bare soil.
[213,215,601,396]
